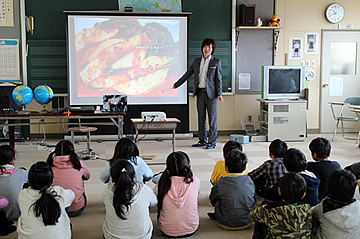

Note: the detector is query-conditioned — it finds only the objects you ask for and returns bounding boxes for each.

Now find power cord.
[135,116,155,143]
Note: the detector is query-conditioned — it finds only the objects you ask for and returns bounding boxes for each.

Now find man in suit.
[173,38,223,149]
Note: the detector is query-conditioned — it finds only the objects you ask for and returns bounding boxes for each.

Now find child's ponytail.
[28,162,61,226]
[110,160,135,220]
[157,151,193,215]
[46,140,82,171]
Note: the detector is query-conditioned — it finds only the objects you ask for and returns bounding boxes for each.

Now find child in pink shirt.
[154,151,200,237]
[46,140,90,217]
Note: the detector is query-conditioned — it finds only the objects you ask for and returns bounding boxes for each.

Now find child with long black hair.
[47,140,90,217]
[0,145,28,221]
[154,151,200,237]
[17,161,75,239]
[102,160,157,239]
[99,138,153,184]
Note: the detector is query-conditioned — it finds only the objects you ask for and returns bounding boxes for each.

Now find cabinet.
[258,99,307,141]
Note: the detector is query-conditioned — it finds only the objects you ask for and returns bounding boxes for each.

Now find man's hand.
[172,85,176,89]
[218,96,224,103]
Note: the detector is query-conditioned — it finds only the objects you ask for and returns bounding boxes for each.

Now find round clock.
[325,3,345,24]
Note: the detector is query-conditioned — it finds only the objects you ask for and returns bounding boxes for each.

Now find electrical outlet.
[248,115,252,122]
[306,60,310,67]
[300,60,305,66]
[311,60,316,67]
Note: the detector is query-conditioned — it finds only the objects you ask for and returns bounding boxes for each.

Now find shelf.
[235,26,282,52]
[235,26,282,30]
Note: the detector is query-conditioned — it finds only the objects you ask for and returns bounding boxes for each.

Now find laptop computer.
[103,95,127,112]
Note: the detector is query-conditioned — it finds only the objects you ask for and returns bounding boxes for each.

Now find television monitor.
[66,12,188,106]
[262,65,306,100]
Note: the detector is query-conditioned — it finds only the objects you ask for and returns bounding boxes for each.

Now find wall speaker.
[238,4,256,26]
[52,96,66,113]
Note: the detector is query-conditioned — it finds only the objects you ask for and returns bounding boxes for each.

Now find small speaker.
[238,4,256,26]
[52,96,66,113]
[0,96,9,113]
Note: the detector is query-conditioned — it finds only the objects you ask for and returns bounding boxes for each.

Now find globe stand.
[17,105,31,114]
[38,104,50,113]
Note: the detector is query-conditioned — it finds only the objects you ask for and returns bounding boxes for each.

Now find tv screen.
[262,65,305,100]
[66,13,188,106]
[269,69,301,94]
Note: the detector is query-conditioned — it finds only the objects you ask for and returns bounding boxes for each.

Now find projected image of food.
[75,18,179,97]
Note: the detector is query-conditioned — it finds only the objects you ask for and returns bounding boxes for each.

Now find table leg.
[9,120,14,148]
[172,128,176,152]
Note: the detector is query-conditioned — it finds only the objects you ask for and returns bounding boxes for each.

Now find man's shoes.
[192,142,206,147]
[207,212,216,220]
[206,144,216,149]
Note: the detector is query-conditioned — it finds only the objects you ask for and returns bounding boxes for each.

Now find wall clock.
[325,3,345,24]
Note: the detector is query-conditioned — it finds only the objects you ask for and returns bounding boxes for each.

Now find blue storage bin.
[229,135,249,144]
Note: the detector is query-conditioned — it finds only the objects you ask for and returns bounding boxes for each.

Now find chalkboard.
[182,0,231,41]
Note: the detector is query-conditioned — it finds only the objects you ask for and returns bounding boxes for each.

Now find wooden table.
[131,118,181,152]
[0,111,125,148]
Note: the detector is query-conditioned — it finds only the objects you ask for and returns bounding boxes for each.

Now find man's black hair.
[309,137,331,159]
[328,169,357,202]
[283,148,307,173]
[201,38,216,55]
[279,172,307,204]
[223,140,243,157]
[225,149,247,173]
[269,139,288,158]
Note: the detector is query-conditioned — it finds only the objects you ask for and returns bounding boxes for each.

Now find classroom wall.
[27,0,360,135]
[188,0,360,133]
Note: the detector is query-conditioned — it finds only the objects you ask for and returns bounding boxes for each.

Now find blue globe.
[12,85,33,106]
[34,85,54,105]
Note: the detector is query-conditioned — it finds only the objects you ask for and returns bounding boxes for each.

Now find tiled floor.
[2,133,360,238]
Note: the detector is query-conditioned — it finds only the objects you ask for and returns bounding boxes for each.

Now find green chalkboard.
[182,0,232,41]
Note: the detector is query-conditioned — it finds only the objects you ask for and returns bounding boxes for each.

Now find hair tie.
[61,141,64,156]
[121,168,127,173]
[40,186,48,193]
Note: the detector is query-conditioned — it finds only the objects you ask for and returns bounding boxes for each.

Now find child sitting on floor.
[208,148,255,230]
[47,140,90,217]
[249,139,288,197]
[102,160,157,239]
[264,148,320,206]
[154,151,200,237]
[0,196,16,236]
[210,140,247,185]
[17,161,75,239]
[307,137,340,201]
[250,172,312,238]
[99,138,153,184]
[312,169,360,239]
[0,145,28,221]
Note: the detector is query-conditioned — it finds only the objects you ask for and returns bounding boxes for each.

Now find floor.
[2,133,360,239]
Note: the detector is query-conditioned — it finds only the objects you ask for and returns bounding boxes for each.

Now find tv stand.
[257,99,307,141]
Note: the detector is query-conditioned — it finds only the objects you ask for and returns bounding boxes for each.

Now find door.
[320,30,360,133]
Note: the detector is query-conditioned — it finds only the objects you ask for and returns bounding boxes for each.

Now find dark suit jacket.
[174,56,222,99]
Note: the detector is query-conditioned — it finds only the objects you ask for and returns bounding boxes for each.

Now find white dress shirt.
[198,55,212,89]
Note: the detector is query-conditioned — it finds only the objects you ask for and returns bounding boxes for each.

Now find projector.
[141,112,166,121]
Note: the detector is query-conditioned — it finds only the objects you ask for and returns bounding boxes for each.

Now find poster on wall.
[119,0,182,12]
[0,39,20,82]
[289,38,303,59]
[0,0,14,27]
[305,33,319,54]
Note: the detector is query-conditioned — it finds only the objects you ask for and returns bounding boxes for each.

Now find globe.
[34,85,54,105]
[12,85,33,106]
